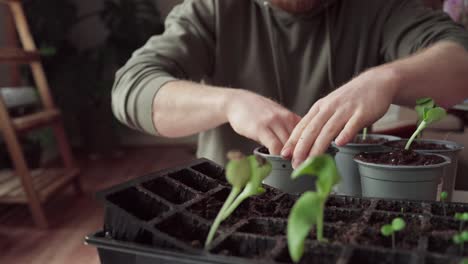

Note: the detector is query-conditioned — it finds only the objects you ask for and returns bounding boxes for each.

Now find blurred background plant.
[20,0,164,158]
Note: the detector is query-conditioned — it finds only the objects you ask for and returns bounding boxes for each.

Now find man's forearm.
[386,41,468,108]
[153,81,231,137]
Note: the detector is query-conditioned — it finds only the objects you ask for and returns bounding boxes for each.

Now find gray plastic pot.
[385,139,463,201]
[354,153,451,201]
[332,134,401,197]
[253,146,337,194]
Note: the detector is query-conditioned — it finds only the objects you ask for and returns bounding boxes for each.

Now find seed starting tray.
[86,158,468,264]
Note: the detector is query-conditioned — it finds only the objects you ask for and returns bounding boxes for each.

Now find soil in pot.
[352,137,389,144]
[355,149,446,166]
[385,140,451,151]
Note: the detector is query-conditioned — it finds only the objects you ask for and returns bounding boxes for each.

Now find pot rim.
[332,134,401,148]
[253,146,338,161]
[385,139,464,153]
[353,152,451,170]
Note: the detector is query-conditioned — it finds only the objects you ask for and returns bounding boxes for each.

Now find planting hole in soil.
[326,196,371,209]
[431,203,468,217]
[142,177,196,205]
[168,169,218,192]
[275,242,343,264]
[212,233,276,258]
[155,213,211,248]
[429,217,460,232]
[192,162,226,182]
[423,254,459,264]
[375,200,423,214]
[107,187,169,221]
[348,247,413,264]
[237,218,286,236]
[427,234,466,256]
[324,208,363,223]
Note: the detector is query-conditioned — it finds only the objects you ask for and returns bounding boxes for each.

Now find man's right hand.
[225,89,301,155]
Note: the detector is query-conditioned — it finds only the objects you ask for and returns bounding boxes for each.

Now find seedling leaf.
[424,107,447,124]
[440,191,448,201]
[291,155,340,196]
[462,231,468,241]
[456,213,463,221]
[462,213,468,221]
[454,234,463,244]
[381,225,394,237]
[225,151,251,188]
[392,218,406,231]
[287,191,322,263]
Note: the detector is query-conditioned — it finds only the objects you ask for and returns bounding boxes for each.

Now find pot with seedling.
[354,99,451,200]
[286,154,341,262]
[254,146,337,194]
[332,128,400,197]
[384,98,463,201]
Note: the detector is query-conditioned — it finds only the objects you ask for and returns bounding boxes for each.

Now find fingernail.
[292,158,301,169]
[281,147,291,158]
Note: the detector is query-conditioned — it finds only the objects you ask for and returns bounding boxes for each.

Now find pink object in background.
[444,0,466,22]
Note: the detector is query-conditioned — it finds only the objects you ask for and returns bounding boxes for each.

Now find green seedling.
[362,127,368,141]
[455,213,468,233]
[405,98,446,150]
[287,155,341,263]
[415,97,435,138]
[221,155,272,220]
[460,258,468,264]
[380,217,406,249]
[204,151,271,249]
[453,231,468,255]
[440,191,448,217]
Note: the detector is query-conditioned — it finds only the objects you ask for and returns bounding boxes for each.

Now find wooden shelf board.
[0,48,40,63]
[0,168,80,204]
[12,109,61,132]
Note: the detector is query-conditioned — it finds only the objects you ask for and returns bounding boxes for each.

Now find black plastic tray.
[87,158,468,264]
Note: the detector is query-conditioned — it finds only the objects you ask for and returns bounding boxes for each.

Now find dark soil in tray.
[385,140,450,151]
[355,212,422,250]
[97,158,468,264]
[355,150,445,166]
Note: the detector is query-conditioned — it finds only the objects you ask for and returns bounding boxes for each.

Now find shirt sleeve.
[111,0,216,135]
[381,0,468,62]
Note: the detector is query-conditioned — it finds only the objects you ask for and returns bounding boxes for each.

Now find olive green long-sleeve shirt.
[112,0,468,165]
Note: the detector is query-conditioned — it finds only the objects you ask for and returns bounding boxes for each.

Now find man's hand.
[282,67,400,168]
[226,89,301,155]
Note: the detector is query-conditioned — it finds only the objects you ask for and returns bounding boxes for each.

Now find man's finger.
[291,110,333,168]
[335,113,366,146]
[281,108,317,159]
[309,111,348,156]
[269,122,290,145]
[259,128,283,155]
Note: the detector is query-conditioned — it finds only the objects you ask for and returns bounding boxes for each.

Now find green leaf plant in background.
[204,151,272,249]
[453,231,468,256]
[380,217,406,250]
[455,213,468,233]
[405,98,447,150]
[440,191,448,217]
[287,155,341,263]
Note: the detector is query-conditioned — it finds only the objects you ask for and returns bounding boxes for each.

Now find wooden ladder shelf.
[0,0,81,228]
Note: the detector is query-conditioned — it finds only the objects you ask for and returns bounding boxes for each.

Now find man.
[112,0,468,168]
